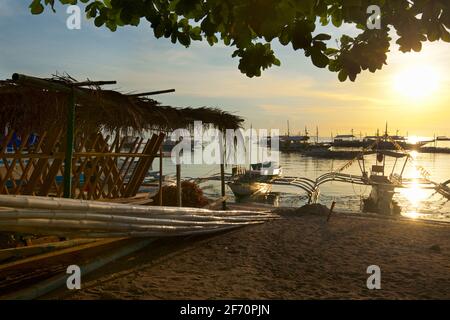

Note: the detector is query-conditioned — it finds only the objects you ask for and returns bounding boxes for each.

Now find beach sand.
[51,211,450,300]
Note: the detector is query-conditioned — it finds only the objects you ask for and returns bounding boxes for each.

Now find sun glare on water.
[394,66,440,99]
[399,159,429,220]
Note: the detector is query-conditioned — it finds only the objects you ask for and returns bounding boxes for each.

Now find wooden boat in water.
[332,126,433,150]
[228,162,282,197]
[228,181,273,197]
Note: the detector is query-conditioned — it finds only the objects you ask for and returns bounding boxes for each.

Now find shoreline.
[48,210,450,300]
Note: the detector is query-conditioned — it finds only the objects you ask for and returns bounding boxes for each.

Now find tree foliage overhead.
[30,0,449,81]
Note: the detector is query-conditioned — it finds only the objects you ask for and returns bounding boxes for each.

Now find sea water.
[151,140,450,223]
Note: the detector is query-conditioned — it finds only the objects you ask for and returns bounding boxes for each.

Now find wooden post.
[176,163,181,207]
[220,130,226,210]
[175,137,182,207]
[63,88,75,198]
[159,146,163,206]
[220,163,226,210]
[362,155,366,175]
[327,201,336,222]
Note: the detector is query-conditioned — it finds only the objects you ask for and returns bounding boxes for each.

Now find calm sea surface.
[152,139,450,223]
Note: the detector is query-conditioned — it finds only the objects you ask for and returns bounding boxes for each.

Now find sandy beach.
[47,209,450,300]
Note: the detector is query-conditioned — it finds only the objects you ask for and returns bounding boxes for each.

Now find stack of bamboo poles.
[0,195,278,238]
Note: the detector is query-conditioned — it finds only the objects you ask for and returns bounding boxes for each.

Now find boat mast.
[249,124,253,171]
[316,126,319,144]
[385,122,388,140]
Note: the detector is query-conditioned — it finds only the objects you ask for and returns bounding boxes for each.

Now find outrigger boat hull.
[228,181,272,197]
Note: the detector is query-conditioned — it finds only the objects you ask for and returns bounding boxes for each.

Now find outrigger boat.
[228,161,282,197]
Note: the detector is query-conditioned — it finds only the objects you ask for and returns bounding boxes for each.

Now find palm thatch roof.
[0,74,243,135]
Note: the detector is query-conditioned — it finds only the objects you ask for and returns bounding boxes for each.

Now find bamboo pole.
[220,131,227,210]
[159,146,163,206]
[220,163,226,210]
[0,152,157,159]
[60,224,247,238]
[0,194,274,216]
[72,80,117,87]
[11,73,113,102]
[0,211,269,227]
[0,219,265,238]
[0,209,275,224]
[0,219,210,232]
[110,137,142,198]
[127,89,175,97]
[63,88,75,199]
[0,223,248,239]
[176,163,182,207]
[124,134,159,197]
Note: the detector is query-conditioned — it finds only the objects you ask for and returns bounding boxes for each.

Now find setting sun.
[394,66,440,99]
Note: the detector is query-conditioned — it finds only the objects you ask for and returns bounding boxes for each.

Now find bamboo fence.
[0,129,164,200]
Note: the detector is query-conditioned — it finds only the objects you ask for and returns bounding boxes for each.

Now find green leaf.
[94,16,105,27]
[440,25,450,42]
[105,20,117,31]
[311,50,329,68]
[279,27,291,46]
[314,33,331,41]
[331,10,343,28]
[190,27,202,41]
[338,69,348,82]
[206,35,218,46]
[320,16,329,26]
[348,73,357,82]
[30,0,44,14]
[22,0,445,79]
[325,48,339,55]
[178,32,191,47]
[291,21,312,50]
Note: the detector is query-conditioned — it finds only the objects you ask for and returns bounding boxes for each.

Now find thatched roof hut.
[0,74,243,200]
[0,74,243,135]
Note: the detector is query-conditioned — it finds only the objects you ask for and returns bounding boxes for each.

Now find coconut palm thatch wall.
[0,74,243,200]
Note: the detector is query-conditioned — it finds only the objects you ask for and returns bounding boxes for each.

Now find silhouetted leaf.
[28,0,448,81]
